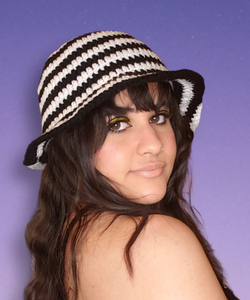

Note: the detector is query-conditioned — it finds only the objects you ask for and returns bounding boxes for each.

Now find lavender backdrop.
[1,0,249,299]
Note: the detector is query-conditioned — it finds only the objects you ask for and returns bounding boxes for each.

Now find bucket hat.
[23,30,204,170]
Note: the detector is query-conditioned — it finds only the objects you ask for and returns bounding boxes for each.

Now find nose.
[136,125,163,156]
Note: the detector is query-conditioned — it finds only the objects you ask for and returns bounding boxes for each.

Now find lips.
[130,162,166,178]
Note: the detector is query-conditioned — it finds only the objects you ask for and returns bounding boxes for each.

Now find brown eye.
[107,116,132,133]
[150,112,169,125]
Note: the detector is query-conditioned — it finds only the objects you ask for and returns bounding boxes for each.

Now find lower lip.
[130,168,164,178]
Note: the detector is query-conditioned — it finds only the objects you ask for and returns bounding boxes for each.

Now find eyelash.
[107,111,169,134]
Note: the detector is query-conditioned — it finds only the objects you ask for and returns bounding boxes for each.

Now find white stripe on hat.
[190,103,203,132]
[176,79,194,116]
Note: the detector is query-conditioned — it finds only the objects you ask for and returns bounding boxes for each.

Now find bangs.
[100,81,174,119]
[127,82,172,113]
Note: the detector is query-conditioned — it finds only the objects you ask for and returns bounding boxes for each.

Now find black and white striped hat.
[23,30,205,170]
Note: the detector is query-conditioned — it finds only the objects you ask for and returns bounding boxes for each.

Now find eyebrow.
[105,105,135,117]
[106,105,170,118]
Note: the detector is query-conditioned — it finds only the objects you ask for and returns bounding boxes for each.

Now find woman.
[23,31,239,300]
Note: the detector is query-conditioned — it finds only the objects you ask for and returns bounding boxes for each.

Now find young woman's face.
[94,83,177,204]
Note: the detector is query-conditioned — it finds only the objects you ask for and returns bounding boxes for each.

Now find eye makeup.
[107,116,130,126]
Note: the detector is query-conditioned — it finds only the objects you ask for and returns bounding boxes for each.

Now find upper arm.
[130,215,227,300]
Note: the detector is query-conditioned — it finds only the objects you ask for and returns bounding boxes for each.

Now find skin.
[94,83,177,204]
[78,215,227,300]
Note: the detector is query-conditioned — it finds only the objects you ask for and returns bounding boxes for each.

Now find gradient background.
[1,0,249,299]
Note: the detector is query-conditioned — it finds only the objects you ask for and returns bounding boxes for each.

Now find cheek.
[94,142,128,179]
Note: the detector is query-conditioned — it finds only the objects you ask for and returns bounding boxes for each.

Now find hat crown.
[37,31,168,134]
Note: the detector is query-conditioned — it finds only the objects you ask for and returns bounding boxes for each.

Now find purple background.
[1,1,249,299]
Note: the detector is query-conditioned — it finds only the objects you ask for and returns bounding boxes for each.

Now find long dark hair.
[24,82,225,300]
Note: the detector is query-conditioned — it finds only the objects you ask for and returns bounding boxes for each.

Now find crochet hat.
[23,30,205,170]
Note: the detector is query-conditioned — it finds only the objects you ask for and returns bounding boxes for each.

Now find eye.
[150,110,169,125]
[107,116,132,133]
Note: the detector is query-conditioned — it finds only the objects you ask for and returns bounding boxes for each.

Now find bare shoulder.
[132,214,227,299]
[144,214,197,238]
[77,214,227,300]
[139,214,204,250]
[134,214,207,266]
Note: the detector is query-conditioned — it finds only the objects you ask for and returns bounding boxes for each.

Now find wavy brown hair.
[24,82,225,300]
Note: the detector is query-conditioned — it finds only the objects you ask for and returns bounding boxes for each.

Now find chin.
[128,187,167,205]
[133,195,164,205]
[111,179,168,205]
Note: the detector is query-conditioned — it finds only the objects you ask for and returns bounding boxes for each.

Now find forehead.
[114,82,159,108]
